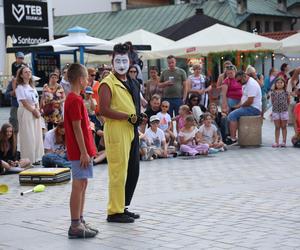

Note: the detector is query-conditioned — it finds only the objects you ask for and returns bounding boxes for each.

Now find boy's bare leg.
[70,180,84,225]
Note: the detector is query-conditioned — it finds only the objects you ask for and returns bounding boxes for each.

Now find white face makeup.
[113,54,130,75]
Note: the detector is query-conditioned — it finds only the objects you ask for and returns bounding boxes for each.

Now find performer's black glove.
[128,113,148,126]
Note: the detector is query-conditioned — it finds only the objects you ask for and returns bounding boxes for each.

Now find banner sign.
[4,0,48,27]
[5,26,49,46]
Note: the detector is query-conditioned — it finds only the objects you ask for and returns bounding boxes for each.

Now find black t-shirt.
[145,106,161,126]
[11,62,27,77]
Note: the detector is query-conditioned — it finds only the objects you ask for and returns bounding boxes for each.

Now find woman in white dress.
[15,66,44,164]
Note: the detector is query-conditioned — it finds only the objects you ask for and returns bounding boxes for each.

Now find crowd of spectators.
[1,49,300,174]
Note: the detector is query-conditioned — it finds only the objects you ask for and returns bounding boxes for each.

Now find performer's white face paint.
[113,54,130,75]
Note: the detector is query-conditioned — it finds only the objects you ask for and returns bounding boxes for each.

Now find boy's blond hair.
[67,63,88,84]
[161,100,170,107]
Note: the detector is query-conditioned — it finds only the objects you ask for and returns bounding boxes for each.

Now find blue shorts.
[71,160,93,180]
[227,98,240,109]
[228,106,261,122]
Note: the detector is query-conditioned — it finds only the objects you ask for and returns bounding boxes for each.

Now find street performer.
[99,43,145,223]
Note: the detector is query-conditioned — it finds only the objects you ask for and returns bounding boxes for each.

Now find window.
[274,21,282,31]
[246,21,252,32]
[265,21,270,32]
[255,21,261,33]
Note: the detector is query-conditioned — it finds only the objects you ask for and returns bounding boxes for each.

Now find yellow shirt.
[100,72,136,119]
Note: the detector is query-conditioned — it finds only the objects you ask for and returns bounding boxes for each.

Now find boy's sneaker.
[225,137,238,145]
[68,223,97,239]
[82,220,99,234]
[145,148,155,161]
[107,213,134,223]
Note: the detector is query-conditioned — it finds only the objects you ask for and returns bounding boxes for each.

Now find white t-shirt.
[15,84,39,106]
[44,129,65,152]
[198,124,218,144]
[241,77,262,111]
[157,112,172,132]
[145,127,165,148]
[178,127,198,145]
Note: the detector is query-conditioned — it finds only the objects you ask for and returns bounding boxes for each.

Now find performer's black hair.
[112,43,130,59]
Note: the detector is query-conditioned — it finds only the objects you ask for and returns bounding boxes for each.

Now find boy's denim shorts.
[228,106,261,122]
[71,160,93,180]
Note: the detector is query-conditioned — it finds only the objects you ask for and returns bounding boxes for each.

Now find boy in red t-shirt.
[64,63,98,239]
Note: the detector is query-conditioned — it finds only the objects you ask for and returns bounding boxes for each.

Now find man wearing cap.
[11,52,26,77]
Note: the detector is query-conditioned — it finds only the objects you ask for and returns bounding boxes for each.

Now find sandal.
[280,142,286,148]
[272,143,279,148]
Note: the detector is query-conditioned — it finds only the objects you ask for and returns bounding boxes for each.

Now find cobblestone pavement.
[0,107,300,250]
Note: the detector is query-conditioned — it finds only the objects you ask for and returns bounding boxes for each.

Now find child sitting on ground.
[156,101,176,146]
[173,105,191,133]
[178,115,209,156]
[145,115,168,158]
[198,112,225,153]
[0,123,31,174]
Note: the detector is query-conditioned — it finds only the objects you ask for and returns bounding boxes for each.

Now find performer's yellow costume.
[100,73,136,215]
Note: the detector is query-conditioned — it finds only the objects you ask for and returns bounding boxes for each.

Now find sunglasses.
[161,105,169,108]
[129,70,137,73]
[90,74,96,77]
[225,65,235,70]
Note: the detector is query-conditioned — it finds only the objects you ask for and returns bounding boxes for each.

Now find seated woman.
[207,103,228,142]
[0,123,31,174]
[42,121,71,168]
[93,120,107,165]
[178,115,209,156]
[198,113,225,153]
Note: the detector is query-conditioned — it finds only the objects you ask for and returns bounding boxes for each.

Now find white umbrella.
[38,26,114,64]
[280,32,300,53]
[152,23,282,58]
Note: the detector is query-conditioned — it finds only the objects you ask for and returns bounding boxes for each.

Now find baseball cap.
[85,86,93,94]
[16,52,25,58]
[150,115,160,123]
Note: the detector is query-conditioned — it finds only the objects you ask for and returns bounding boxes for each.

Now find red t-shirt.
[223,77,242,100]
[64,92,96,160]
[294,103,300,133]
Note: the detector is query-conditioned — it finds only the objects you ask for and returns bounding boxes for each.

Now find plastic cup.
[0,184,9,194]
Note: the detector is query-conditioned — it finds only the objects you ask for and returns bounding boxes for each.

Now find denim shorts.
[71,160,93,180]
[272,111,288,121]
[228,106,261,122]
[227,98,240,109]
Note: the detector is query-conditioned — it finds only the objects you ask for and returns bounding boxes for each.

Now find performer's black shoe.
[124,208,140,219]
[107,213,134,223]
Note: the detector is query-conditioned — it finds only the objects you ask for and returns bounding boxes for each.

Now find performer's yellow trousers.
[104,120,134,215]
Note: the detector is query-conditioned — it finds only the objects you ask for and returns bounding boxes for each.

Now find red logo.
[186,47,196,53]
[255,43,262,48]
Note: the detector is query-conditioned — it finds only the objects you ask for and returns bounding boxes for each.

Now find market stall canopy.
[280,32,300,53]
[151,23,282,58]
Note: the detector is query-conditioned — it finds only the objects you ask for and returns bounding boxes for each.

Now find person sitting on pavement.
[144,115,168,158]
[140,94,161,133]
[0,123,31,174]
[139,130,155,161]
[197,113,225,153]
[226,71,262,145]
[178,115,209,156]
[186,94,206,124]
[156,101,176,146]
[173,104,191,133]
[42,121,71,168]
[208,103,228,142]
